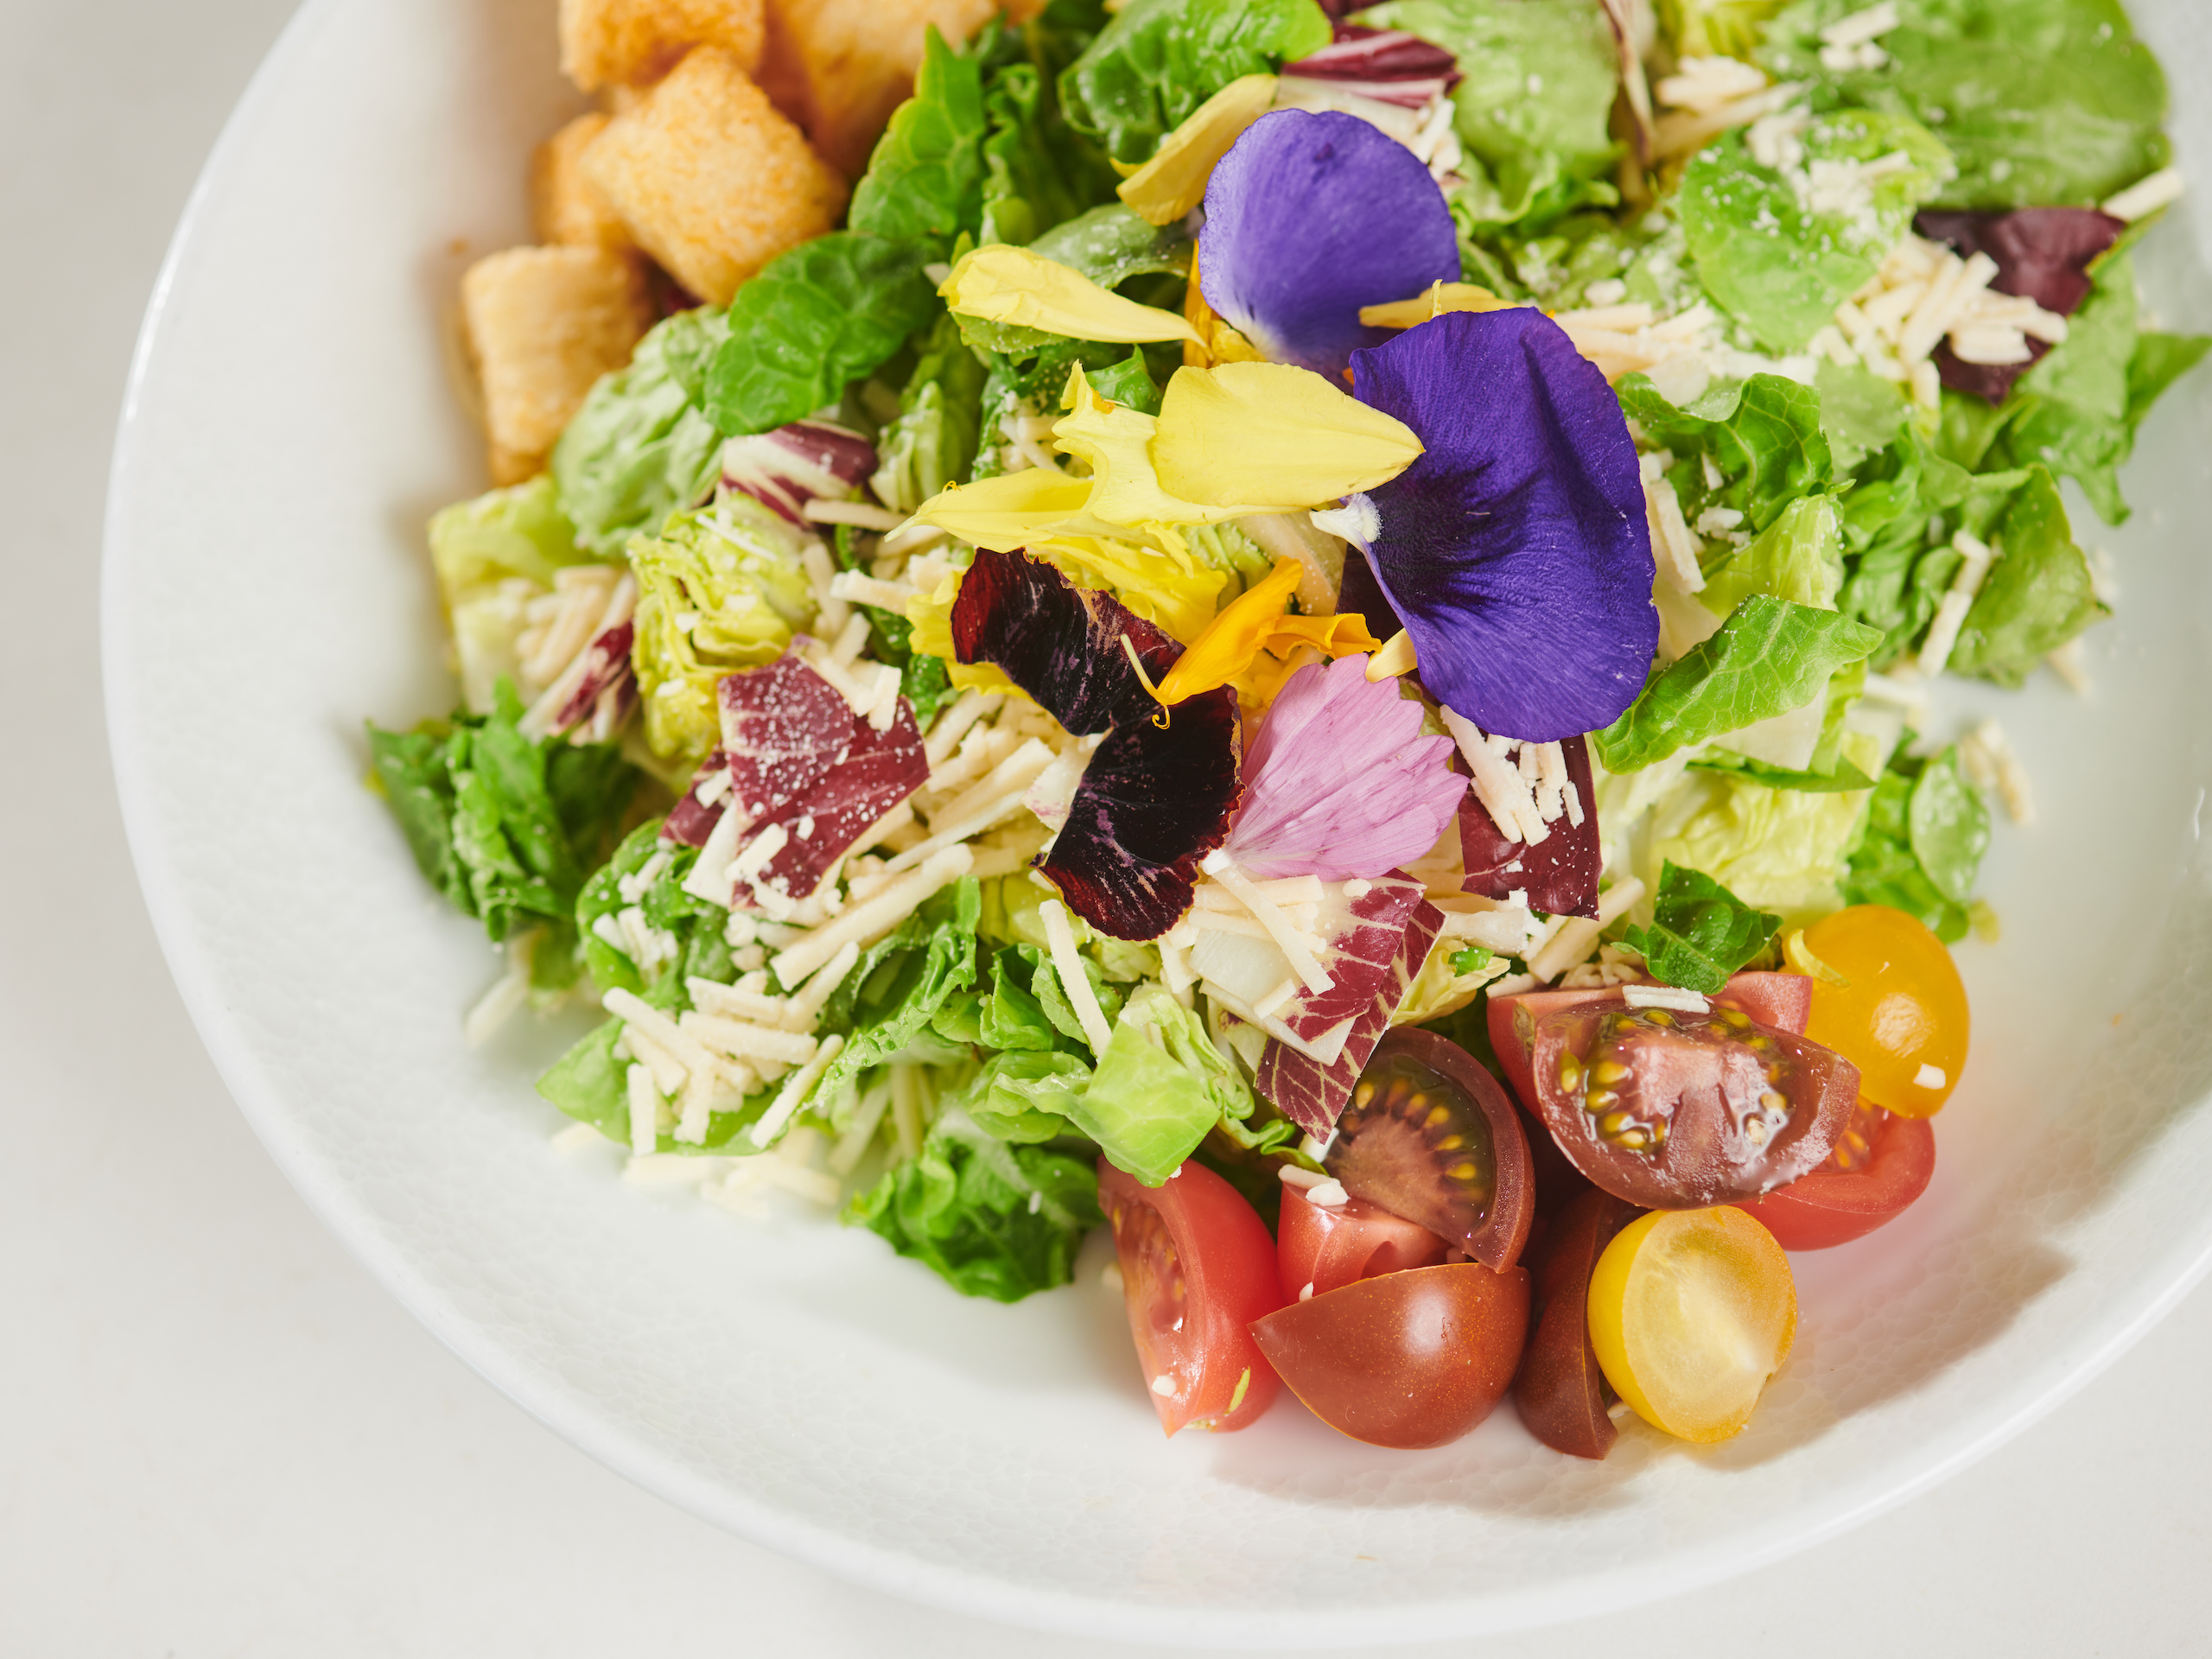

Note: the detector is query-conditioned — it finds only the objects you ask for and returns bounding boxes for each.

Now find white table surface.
[9,2,2212,1653]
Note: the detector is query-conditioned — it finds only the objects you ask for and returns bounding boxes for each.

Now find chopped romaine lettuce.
[1946,467,2107,688]
[1839,741,1987,941]
[626,502,815,767]
[552,307,732,558]
[1058,0,1332,167]
[871,311,988,513]
[976,5,1120,246]
[1658,0,1784,58]
[1073,983,1256,1184]
[1700,495,1847,617]
[811,879,985,1099]
[850,1108,1103,1301]
[848,28,988,247]
[426,476,599,713]
[1618,372,1835,542]
[1622,861,1783,995]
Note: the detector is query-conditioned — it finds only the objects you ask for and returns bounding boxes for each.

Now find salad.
[372,0,2204,1455]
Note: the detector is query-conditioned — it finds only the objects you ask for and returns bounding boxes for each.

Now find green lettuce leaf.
[1058,0,1331,166]
[1617,372,1834,540]
[1701,495,1847,616]
[1839,741,1986,941]
[704,233,940,438]
[1366,0,1621,231]
[1084,348,1165,416]
[1680,111,1951,351]
[1815,356,1912,472]
[975,5,1119,246]
[1690,753,1878,792]
[1595,595,1885,772]
[1074,984,1254,1185]
[849,29,988,245]
[1762,0,2170,210]
[811,878,984,1098]
[1658,0,1785,58]
[426,477,600,715]
[850,1109,1103,1300]
[1945,466,2107,687]
[1622,861,1783,995]
[627,502,816,768]
[552,307,732,558]
[957,1049,1094,1142]
[871,311,989,513]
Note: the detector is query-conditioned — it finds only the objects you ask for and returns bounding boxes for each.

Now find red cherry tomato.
[1521,994,1860,1210]
[1513,1188,1642,1459]
[1276,1182,1450,1304]
[1098,1159,1287,1435]
[1249,1262,1531,1448]
[1734,1097,1936,1249]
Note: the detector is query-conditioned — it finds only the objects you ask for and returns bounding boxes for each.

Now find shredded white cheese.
[1622,983,1712,1014]
[1039,899,1116,1055]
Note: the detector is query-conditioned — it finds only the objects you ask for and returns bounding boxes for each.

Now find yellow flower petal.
[1152,362,1424,509]
[906,565,1019,698]
[1358,282,1522,329]
[940,245,1202,345]
[1054,364,1268,528]
[1028,535,1226,645]
[909,469,1128,550]
[1152,557,1385,704]
[1117,73,1280,227]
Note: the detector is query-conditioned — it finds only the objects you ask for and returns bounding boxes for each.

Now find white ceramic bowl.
[105,0,2212,1644]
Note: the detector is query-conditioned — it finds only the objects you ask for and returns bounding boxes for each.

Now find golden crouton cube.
[531,114,634,252]
[559,0,766,92]
[581,47,847,306]
[761,0,1039,177]
[461,246,649,484]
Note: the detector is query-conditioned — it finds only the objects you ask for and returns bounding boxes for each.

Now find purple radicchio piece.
[1457,733,1601,918]
[1915,208,2126,404]
[950,549,1241,940]
[1224,655,1466,881]
[1281,25,1459,109]
[1252,890,1446,1136]
[721,420,878,525]
[1198,108,1461,382]
[1346,308,1656,742]
[664,654,927,911]
[537,619,638,744]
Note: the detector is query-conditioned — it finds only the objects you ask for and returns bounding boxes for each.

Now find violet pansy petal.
[1199,109,1460,381]
[1226,655,1468,881]
[1351,309,1657,743]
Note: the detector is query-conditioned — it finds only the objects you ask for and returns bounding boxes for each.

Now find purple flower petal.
[1349,309,1657,743]
[1226,655,1467,880]
[1198,109,1460,381]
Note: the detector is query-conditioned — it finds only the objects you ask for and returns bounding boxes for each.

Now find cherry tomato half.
[1734,1097,1936,1249]
[1513,1188,1642,1459]
[1522,994,1860,1209]
[1099,1159,1287,1434]
[1249,1262,1531,1449]
[1277,1182,1449,1304]
[1587,1207,1796,1444]
[1801,905,1968,1117]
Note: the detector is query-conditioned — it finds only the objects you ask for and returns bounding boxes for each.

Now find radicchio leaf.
[550,619,639,741]
[1255,894,1446,1136]
[721,420,878,525]
[1281,26,1459,109]
[1915,208,2126,404]
[950,549,1241,939]
[1458,734,1601,918]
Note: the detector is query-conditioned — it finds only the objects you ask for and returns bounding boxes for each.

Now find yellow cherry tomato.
[1800,905,1968,1118]
[1586,1208,1796,1444]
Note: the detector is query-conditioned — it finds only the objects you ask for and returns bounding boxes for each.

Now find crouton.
[530,114,634,252]
[559,0,766,92]
[461,246,649,484]
[580,48,847,306]
[760,0,1040,177]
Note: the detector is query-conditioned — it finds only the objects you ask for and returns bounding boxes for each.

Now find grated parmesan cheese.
[1622,983,1711,1014]
[1039,898,1116,1055]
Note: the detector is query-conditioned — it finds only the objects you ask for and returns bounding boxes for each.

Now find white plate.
[104,0,2212,1644]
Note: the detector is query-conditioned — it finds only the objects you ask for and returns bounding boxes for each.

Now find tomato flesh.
[1099,1159,1287,1434]
[1512,1188,1641,1459]
[1734,1097,1936,1249]
[1802,906,1968,1117]
[1249,1262,1531,1449]
[1587,1207,1796,1443]
[1276,1182,1449,1304]
[1526,998,1859,1209]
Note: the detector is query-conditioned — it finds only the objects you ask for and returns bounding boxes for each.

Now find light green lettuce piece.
[1700,495,1845,617]
[872,311,988,513]
[552,307,732,558]
[1658,0,1784,58]
[1073,984,1255,1185]
[1646,728,1884,923]
[1681,110,1952,352]
[426,477,597,713]
[627,501,815,768]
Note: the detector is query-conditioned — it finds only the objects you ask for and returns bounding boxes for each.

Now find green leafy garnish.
[1623,862,1783,995]
[1840,742,1990,942]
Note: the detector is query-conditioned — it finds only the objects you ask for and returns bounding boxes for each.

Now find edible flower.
[1224,654,1467,881]
[939,245,1199,345]
[1149,556,1382,708]
[1197,108,1460,380]
[1117,73,1281,226]
[1357,281,1518,330]
[950,549,1241,940]
[1150,360,1423,509]
[1344,308,1658,742]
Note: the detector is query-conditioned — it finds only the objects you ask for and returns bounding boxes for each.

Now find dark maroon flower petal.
[1350,309,1657,743]
[1199,109,1461,381]
[1916,208,2126,404]
[1458,735,1601,918]
[1255,895,1445,1136]
[950,549,1241,939]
